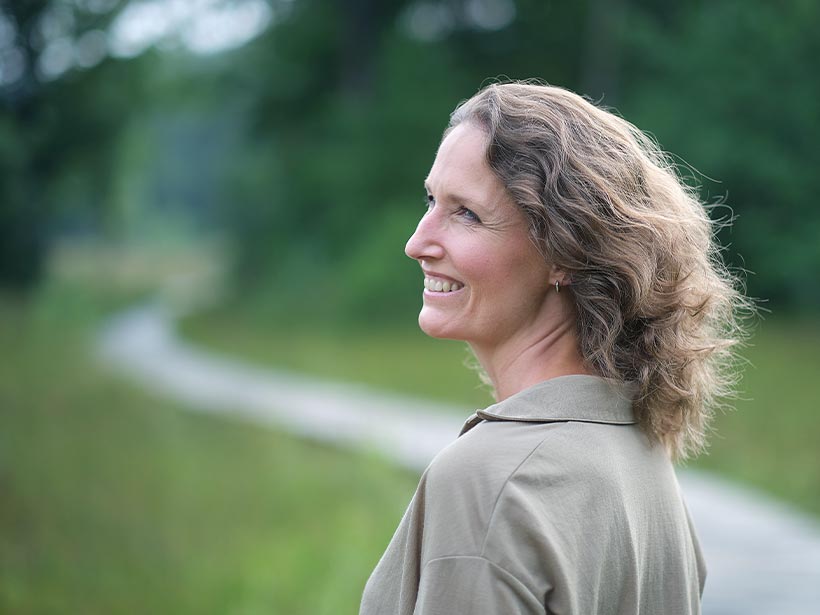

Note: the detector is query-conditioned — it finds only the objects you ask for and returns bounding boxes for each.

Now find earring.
[555,280,560,293]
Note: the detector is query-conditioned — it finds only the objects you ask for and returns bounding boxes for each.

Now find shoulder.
[419,414,580,560]
[430,409,652,500]
[425,405,676,537]
[425,415,561,501]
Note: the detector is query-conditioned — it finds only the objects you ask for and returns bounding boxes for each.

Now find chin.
[417,311,461,341]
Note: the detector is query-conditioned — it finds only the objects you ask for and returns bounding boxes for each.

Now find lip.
[423,287,465,298]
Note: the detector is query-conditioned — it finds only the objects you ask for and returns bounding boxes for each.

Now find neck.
[471,314,592,403]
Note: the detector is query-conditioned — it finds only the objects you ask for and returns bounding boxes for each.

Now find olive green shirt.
[360,375,705,614]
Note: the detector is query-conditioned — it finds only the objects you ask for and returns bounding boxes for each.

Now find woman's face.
[405,123,556,349]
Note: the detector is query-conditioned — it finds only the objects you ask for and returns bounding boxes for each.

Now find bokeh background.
[1,0,818,612]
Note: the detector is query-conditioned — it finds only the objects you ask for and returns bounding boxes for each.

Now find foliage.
[2,0,819,311]
[218,0,596,323]
[0,0,140,288]
[219,0,819,321]
[618,0,820,307]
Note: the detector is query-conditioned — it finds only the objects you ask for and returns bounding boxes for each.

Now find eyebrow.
[423,181,484,210]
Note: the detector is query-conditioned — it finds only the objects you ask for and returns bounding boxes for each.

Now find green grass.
[182,305,820,516]
[0,280,417,614]
[692,318,820,513]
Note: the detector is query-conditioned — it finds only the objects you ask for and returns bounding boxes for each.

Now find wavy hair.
[449,81,751,460]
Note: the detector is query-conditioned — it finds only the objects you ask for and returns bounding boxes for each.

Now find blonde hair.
[450,81,751,460]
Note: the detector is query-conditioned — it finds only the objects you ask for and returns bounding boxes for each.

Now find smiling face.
[405,123,557,350]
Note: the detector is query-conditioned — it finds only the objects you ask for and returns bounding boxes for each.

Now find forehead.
[426,123,522,225]
[426,124,500,196]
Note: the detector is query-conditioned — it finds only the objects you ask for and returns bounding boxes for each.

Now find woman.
[360,82,747,614]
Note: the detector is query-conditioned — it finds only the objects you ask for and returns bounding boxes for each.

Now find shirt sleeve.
[414,555,544,615]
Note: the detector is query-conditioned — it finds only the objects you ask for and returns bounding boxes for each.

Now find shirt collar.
[459,375,638,436]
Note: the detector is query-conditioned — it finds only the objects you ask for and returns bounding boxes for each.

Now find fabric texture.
[359,375,706,615]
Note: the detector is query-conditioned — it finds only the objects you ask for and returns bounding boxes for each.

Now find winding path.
[97,301,820,615]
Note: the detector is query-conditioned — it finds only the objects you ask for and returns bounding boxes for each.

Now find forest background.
[1,1,819,613]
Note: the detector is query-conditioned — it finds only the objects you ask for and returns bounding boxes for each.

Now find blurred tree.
[222,0,595,323]
[619,0,820,308]
[228,0,817,317]
[0,0,136,290]
[3,0,817,314]
[222,0,437,321]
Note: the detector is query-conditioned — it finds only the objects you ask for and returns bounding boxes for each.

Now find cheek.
[457,248,500,283]
[496,251,551,300]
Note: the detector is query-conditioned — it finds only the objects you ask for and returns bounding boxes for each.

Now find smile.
[424,276,463,293]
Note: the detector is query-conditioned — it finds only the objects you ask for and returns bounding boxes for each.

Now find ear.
[548,265,571,288]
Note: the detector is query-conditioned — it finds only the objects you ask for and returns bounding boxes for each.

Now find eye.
[458,206,482,224]
[423,193,435,210]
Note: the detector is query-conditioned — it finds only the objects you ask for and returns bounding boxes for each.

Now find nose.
[405,210,445,261]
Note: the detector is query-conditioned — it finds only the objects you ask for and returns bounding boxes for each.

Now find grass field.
[0,277,417,614]
[182,304,820,516]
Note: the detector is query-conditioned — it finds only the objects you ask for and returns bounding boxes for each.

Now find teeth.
[424,276,462,293]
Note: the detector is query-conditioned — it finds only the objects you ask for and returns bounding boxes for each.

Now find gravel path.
[97,301,820,615]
